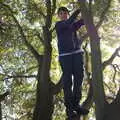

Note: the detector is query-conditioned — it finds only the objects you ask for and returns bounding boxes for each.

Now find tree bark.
[0,103,2,120]
[32,1,55,118]
[79,1,105,120]
[104,89,120,120]
[1,1,55,120]
[32,25,54,120]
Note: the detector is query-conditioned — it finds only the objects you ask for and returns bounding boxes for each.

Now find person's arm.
[56,9,81,30]
[72,19,84,31]
[67,9,81,24]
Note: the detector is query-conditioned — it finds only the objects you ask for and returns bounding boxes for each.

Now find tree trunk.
[32,25,54,120]
[32,52,54,120]
[79,1,105,120]
[104,89,120,120]
[104,102,120,120]
[79,1,120,120]
[0,103,2,120]
[33,74,54,120]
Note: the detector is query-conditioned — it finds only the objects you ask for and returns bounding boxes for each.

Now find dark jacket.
[55,9,84,55]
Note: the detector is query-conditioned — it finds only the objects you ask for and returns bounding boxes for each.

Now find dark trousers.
[59,52,84,113]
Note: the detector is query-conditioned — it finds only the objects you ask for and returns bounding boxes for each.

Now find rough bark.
[1,1,120,120]
[32,25,53,120]
[1,1,56,120]
[32,0,56,119]
[0,103,1,120]
[78,1,120,120]
[102,46,120,70]
[104,88,120,120]
[79,1,106,120]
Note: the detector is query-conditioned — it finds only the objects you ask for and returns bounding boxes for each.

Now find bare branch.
[81,0,112,41]
[0,73,37,80]
[104,81,116,97]
[50,25,55,33]
[0,91,9,102]
[105,96,114,101]
[51,77,63,95]
[25,66,38,73]
[112,88,120,104]
[102,46,120,70]
[82,80,93,109]
[45,0,52,28]
[88,0,93,13]
[6,75,37,79]
[52,0,56,15]
[0,66,38,81]
[36,32,44,44]
[111,64,117,89]
[96,0,112,29]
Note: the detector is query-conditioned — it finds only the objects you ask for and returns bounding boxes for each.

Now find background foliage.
[0,0,120,120]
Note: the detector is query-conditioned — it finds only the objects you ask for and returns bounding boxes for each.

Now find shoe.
[66,114,79,120]
[75,106,89,115]
[66,110,77,120]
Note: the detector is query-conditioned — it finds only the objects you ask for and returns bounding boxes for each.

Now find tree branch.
[25,66,38,73]
[0,3,42,63]
[36,32,44,45]
[104,81,116,97]
[51,77,63,95]
[102,46,120,70]
[88,0,93,13]
[0,72,37,81]
[105,96,114,101]
[111,64,118,89]
[112,88,120,105]
[52,0,56,15]
[0,91,9,102]
[81,0,112,41]
[96,0,112,29]
[6,75,37,79]
[45,0,52,29]
[82,43,94,109]
[82,80,93,109]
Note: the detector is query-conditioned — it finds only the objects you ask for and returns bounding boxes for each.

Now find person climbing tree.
[55,6,89,120]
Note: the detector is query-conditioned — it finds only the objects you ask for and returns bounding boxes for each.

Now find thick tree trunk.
[32,0,54,119]
[32,25,54,120]
[104,102,120,120]
[33,74,54,120]
[79,1,120,120]
[33,56,54,120]
[0,103,2,120]
[104,89,120,120]
[87,16,105,120]
[79,1,105,120]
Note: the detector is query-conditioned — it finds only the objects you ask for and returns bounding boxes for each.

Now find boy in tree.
[55,7,89,120]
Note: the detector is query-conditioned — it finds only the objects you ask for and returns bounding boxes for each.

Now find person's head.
[57,7,69,21]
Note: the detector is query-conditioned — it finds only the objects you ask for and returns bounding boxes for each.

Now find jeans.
[59,52,84,116]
